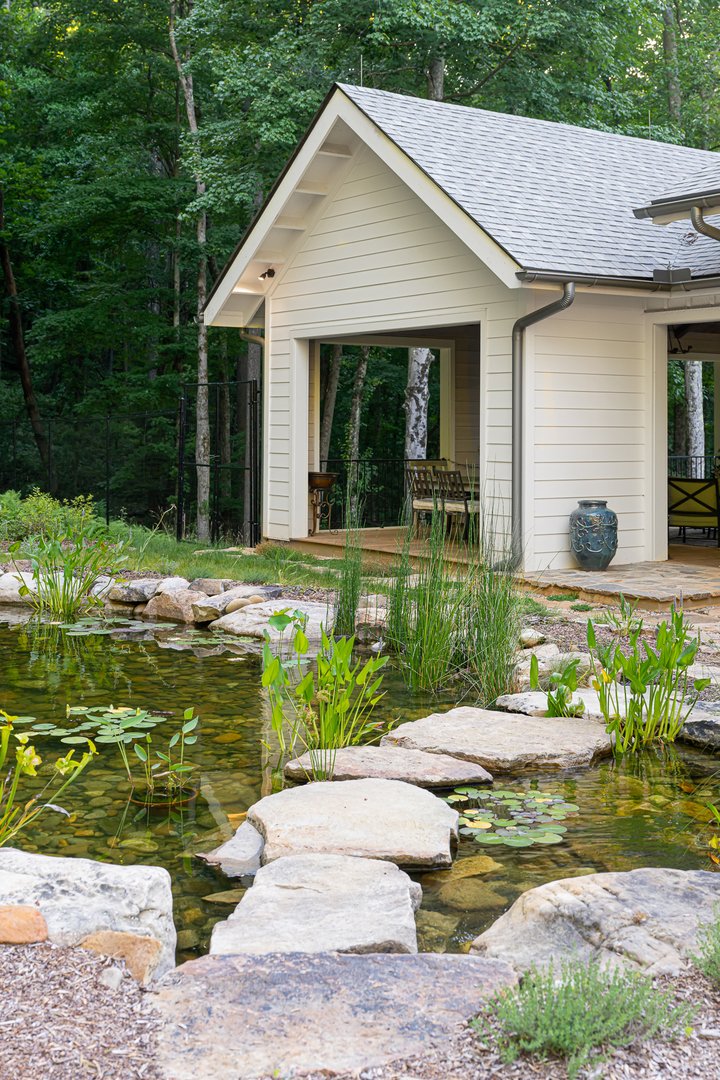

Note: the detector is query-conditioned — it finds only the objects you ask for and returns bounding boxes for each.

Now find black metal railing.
[668,454,720,479]
[320,457,407,529]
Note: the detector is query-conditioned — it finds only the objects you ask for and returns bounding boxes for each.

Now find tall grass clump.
[334,476,364,637]
[693,905,720,985]
[386,500,523,704]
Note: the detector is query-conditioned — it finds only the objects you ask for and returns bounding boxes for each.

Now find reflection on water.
[1,611,718,961]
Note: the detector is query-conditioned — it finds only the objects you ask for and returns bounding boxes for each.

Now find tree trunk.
[404,347,435,460]
[320,343,342,466]
[346,346,369,462]
[0,187,52,484]
[427,56,445,102]
[685,360,705,476]
[662,4,682,124]
[170,1,211,541]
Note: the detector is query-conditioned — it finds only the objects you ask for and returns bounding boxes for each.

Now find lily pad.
[445,782,580,849]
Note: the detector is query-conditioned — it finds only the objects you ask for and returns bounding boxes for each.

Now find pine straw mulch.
[0,941,161,1080]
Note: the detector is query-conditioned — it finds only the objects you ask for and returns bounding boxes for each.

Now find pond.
[1,610,718,962]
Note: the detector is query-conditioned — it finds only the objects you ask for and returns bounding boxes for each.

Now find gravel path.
[0,942,161,1080]
[287,972,720,1080]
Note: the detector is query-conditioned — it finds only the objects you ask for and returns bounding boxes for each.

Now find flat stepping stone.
[381,707,611,772]
[496,688,604,720]
[210,854,422,955]
[284,745,492,787]
[471,868,720,975]
[247,778,459,868]
[154,952,516,1079]
[681,702,720,750]
[196,821,264,878]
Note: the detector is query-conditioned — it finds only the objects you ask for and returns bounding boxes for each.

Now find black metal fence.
[0,380,261,545]
[668,454,720,479]
[321,457,407,529]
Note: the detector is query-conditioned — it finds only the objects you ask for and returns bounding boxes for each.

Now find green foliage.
[546,592,579,602]
[133,708,199,803]
[0,489,98,542]
[530,653,586,718]
[570,602,593,612]
[597,594,643,636]
[334,483,364,637]
[693,905,720,984]
[11,521,127,620]
[0,708,96,847]
[261,613,389,779]
[587,607,709,753]
[474,959,694,1079]
[446,784,579,848]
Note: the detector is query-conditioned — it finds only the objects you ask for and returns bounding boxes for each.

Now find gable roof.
[633,161,720,222]
[340,85,720,282]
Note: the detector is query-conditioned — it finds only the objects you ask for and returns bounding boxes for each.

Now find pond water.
[1,610,718,961]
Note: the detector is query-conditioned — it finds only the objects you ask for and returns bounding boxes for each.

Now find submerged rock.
[0,848,175,978]
[284,745,493,788]
[471,867,720,975]
[381,707,612,772]
[196,821,264,878]
[154,952,517,1079]
[209,853,422,955]
[247,777,459,868]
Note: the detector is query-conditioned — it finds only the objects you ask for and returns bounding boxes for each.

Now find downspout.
[690,206,720,243]
[511,282,576,565]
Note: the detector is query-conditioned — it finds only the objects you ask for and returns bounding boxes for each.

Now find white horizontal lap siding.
[527,292,649,572]
[265,144,519,539]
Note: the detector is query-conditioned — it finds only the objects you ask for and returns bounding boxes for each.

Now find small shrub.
[588,607,709,753]
[0,489,98,542]
[693,905,720,984]
[474,959,694,1079]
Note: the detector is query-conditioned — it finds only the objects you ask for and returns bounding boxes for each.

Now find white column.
[289,337,310,538]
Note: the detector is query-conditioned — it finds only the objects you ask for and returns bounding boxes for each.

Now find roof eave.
[517,268,720,293]
[634,191,720,221]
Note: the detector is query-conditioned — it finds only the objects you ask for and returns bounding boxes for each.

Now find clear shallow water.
[1,610,718,960]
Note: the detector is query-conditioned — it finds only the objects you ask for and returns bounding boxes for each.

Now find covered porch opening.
[301,322,481,542]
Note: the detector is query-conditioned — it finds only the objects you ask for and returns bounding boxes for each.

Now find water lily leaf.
[473,834,504,845]
[502,836,534,847]
[530,833,565,844]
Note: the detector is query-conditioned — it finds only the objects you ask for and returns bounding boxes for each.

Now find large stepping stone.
[153,952,516,1079]
[210,854,422,955]
[496,688,604,720]
[0,847,175,978]
[247,778,459,868]
[196,820,264,878]
[681,702,720,750]
[471,867,720,975]
[381,707,612,772]
[284,745,493,787]
[210,598,330,640]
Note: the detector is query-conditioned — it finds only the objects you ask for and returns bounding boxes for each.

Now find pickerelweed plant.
[261,611,389,780]
[40,704,170,785]
[587,607,709,754]
[133,708,199,803]
[11,519,127,620]
[529,654,585,717]
[0,709,96,846]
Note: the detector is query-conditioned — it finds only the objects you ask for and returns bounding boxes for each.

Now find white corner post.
[290,337,311,538]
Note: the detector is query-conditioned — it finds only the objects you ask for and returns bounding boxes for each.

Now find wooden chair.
[406,458,448,472]
[406,466,437,535]
[668,477,720,545]
[436,469,480,539]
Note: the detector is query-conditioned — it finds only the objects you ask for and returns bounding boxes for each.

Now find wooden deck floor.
[289,528,720,608]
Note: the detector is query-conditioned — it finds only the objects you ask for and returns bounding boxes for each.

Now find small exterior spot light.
[259,268,275,280]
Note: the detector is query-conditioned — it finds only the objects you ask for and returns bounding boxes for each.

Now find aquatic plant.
[596,593,642,636]
[11,521,127,620]
[0,709,96,846]
[262,612,388,779]
[133,708,199,804]
[37,705,170,784]
[529,654,585,718]
[334,485,363,638]
[587,608,709,754]
[446,784,579,847]
[474,958,694,1079]
[693,905,720,984]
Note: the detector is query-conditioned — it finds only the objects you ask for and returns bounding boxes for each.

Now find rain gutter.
[690,206,720,243]
[511,282,576,566]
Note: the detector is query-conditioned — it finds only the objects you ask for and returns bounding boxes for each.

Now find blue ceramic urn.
[569,499,618,571]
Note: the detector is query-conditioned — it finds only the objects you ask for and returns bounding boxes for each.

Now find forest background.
[1,0,718,538]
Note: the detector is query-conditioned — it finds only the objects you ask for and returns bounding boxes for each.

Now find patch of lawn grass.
[570,602,593,612]
[520,595,550,617]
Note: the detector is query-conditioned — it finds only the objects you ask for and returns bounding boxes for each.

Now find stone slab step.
[209,853,422,955]
[153,952,516,1079]
[381,707,612,772]
[284,745,493,787]
[247,777,459,868]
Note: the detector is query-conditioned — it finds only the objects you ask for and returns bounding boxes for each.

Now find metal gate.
[176,380,261,545]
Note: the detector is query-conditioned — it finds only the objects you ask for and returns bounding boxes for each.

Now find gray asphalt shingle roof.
[340,84,720,281]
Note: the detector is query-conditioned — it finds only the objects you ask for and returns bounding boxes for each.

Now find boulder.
[0,848,175,978]
[211,599,331,641]
[154,952,516,1080]
[495,688,605,721]
[107,578,159,604]
[0,904,48,944]
[155,576,191,594]
[0,571,35,603]
[682,702,720,750]
[247,778,459,868]
[191,585,281,623]
[189,578,228,596]
[284,745,493,788]
[196,821,264,878]
[471,867,720,975]
[209,854,422,955]
[381,707,612,773]
[143,588,208,623]
[519,627,546,648]
[80,930,163,985]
